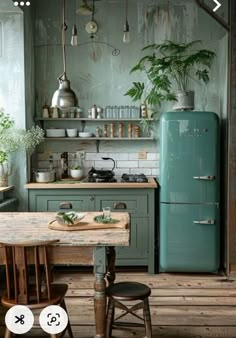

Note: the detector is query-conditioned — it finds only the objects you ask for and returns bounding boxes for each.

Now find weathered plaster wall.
[34,0,228,165]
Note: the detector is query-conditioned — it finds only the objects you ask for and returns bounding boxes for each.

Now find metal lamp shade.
[52,74,77,108]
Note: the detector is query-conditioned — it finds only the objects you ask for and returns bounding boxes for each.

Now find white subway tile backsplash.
[147,153,158,160]
[107,153,129,160]
[37,151,161,175]
[130,168,152,175]
[83,160,95,168]
[128,153,139,160]
[85,152,108,160]
[114,168,130,176]
[138,160,158,168]
[151,168,160,176]
[95,160,115,168]
[52,153,61,161]
[117,161,138,168]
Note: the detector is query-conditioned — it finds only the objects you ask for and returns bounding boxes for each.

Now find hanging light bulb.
[123,0,130,44]
[71,0,78,46]
[71,24,78,46]
[52,0,77,108]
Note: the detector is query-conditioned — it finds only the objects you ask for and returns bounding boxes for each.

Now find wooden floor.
[1,268,236,338]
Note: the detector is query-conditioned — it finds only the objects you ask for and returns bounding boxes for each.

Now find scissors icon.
[15,314,25,325]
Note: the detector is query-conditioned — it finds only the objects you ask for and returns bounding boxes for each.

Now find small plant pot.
[70,169,83,179]
[172,91,194,110]
[0,175,8,187]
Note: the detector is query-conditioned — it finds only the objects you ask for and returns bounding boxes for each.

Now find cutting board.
[48,212,129,231]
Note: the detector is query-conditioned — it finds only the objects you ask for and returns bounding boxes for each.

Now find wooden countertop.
[0,185,14,193]
[25,177,158,189]
[0,212,130,247]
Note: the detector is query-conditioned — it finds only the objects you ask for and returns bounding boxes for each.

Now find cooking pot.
[34,169,55,183]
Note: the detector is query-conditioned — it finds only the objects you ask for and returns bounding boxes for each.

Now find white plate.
[78,132,93,138]
[46,129,66,137]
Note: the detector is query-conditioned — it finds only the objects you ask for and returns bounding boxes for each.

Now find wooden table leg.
[106,246,116,286]
[93,247,107,338]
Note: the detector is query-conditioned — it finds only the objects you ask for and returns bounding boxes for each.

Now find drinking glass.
[103,207,111,220]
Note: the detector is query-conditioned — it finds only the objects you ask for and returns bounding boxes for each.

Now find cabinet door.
[34,194,94,212]
[116,217,148,265]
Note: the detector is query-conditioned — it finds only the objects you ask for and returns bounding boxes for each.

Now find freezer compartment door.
[159,203,220,272]
[159,111,219,203]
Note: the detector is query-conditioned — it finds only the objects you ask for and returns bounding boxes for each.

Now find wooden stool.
[106,281,152,338]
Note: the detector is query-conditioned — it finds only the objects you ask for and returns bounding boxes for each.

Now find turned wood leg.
[93,247,107,338]
[60,299,74,338]
[4,327,12,338]
[106,246,116,286]
[106,299,114,338]
[143,298,152,338]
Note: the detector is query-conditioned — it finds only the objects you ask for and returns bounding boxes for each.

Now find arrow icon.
[213,0,221,12]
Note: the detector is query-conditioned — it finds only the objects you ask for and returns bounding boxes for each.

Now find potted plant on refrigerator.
[0,108,44,187]
[125,40,216,111]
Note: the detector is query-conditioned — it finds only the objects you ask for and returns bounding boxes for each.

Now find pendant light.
[123,0,130,44]
[52,0,78,108]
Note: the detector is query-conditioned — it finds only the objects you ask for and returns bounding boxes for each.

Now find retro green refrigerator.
[159,111,220,272]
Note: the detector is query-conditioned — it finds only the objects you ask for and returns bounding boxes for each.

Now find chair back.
[0,239,59,305]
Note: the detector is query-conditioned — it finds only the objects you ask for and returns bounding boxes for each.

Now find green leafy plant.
[70,165,82,170]
[0,108,44,178]
[94,215,119,224]
[125,40,216,105]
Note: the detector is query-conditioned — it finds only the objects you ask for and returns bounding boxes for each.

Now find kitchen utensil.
[46,129,66,137]
[42,105,49,118]
[88,157,116,182]
[66,128,77,137]
[34,169,55,183]
[52,107,59,118]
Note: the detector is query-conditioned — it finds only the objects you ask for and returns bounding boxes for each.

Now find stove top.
[82,172,149,183]
[121,173,148,183]
[86,176,117,183]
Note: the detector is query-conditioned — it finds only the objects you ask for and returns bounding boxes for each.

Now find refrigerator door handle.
[193,175,216,180]
[193,219,216,225]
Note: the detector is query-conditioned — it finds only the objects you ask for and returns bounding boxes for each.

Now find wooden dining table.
[0,212,130,338]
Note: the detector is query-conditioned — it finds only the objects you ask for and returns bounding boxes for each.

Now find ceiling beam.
[194,0,230,31]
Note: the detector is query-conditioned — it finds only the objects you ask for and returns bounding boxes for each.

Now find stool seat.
[106,281,151,300]
[106,281,153,338]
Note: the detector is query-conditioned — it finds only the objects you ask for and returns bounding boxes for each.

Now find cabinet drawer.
[97,195,148,214]
[34,195,93,212]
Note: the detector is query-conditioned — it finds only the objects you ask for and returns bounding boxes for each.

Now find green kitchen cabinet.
[27,187,156,273]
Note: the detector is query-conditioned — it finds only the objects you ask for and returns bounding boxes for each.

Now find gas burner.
[87,177,117,183]
[121,173,148,183]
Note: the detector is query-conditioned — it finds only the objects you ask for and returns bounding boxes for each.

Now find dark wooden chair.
[0,239,73,338]
[106,281,153,338]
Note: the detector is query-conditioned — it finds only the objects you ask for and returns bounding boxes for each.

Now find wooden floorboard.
[1,270,236,337]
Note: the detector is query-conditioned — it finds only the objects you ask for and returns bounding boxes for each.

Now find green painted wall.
[34,0,228,154]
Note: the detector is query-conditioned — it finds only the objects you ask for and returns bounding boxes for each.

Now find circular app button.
[5,305,34,334]
[39,305,68,334]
